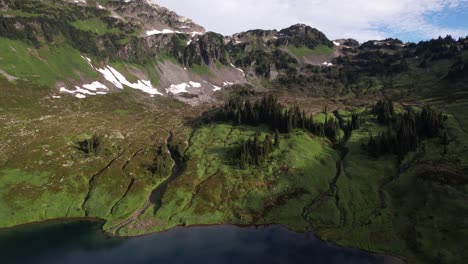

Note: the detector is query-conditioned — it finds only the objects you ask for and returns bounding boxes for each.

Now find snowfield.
[166,81,203,94]
[58,56,162,99]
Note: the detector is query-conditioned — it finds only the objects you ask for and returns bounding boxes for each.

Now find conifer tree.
[274,130,280,148]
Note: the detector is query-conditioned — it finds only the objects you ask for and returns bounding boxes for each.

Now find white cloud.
[153,0,468,41]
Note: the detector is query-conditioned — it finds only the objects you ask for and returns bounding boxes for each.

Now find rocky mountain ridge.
[0,0,466,104]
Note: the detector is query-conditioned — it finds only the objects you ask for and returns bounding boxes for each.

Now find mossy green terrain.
[117,124,339,235]
[289,45,334,57]
[0,1,467,263]
[1,77,466,263]
[71,18,121,35]
[0,37,97,86]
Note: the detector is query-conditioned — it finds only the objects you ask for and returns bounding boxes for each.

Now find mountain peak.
[98,0,206,35]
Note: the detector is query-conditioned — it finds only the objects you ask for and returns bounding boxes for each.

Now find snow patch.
[322,61,333,67]
[333,41,340,46]
[79,55,162,96]
[97,67,124,89]
[75,86,96,95]
[165,81,204,94]
[59,87,76,94]
[223,81,234,87]
[166,83,190,94]
[82,81,107,91]
[59,81,108,99]
[81,55,94,69]
[203,80,222,92]
[230,63,245,75]
[146,29,181,36]
[107,66,162,95]
[189,81,201,88]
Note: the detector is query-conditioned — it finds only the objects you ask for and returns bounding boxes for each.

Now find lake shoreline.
[0,217,405,263]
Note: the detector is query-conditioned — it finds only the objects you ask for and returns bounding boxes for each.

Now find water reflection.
[0,221,403,264]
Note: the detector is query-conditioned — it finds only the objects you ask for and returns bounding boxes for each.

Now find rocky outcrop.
[104,0,205,34]
[184,32,228,66]
[276,24,334,49]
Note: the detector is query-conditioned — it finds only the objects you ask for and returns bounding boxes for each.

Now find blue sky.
[154,0,468,42]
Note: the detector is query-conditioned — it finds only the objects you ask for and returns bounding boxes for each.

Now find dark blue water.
[0,221,403,264]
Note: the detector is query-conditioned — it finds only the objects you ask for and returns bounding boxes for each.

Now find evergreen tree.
[274,130,280,148]
[213,95,340,142]
[78,133,101,155]
[366,106,446,160]
[442,132,449,155]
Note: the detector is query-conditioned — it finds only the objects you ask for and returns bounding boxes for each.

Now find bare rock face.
[184,32,228,66]
[103,0,205,35]
[334,39,360,48]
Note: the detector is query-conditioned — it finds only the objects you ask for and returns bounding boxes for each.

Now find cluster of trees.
[213,95,340,142]
[77,134,101,155]
[275,68,344,97]
[349,51,409,76]
[272,49,298,75]
[238,130,280,166]
[366,101,447,160]
[414,35,460,61]
[234,50,272,78]
[359,38,405,51]
[147,145,172,177]
[338,112,362,142]
[446,56,468,80]
[373,99,395,124]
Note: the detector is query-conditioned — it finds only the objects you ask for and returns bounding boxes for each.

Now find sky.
[154,0,468,42]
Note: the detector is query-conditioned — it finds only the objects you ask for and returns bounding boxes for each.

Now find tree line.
[212,95,340,142]
[238,130,280,166]
[366,100,447,160]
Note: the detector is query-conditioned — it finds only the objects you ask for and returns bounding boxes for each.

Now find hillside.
[0,1,467,264]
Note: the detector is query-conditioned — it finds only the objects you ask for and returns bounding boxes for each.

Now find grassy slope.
[116,124,339,235]
[0,81,190,228]
[289,45,334,57]
[332,105,467,264]
[0,76,467,263]
[386,100,468,264]
[71,18,121,35]
[0,38,97,87]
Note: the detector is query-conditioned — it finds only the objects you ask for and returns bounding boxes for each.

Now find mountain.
[0,1,467,264]
[0,0,345,104]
